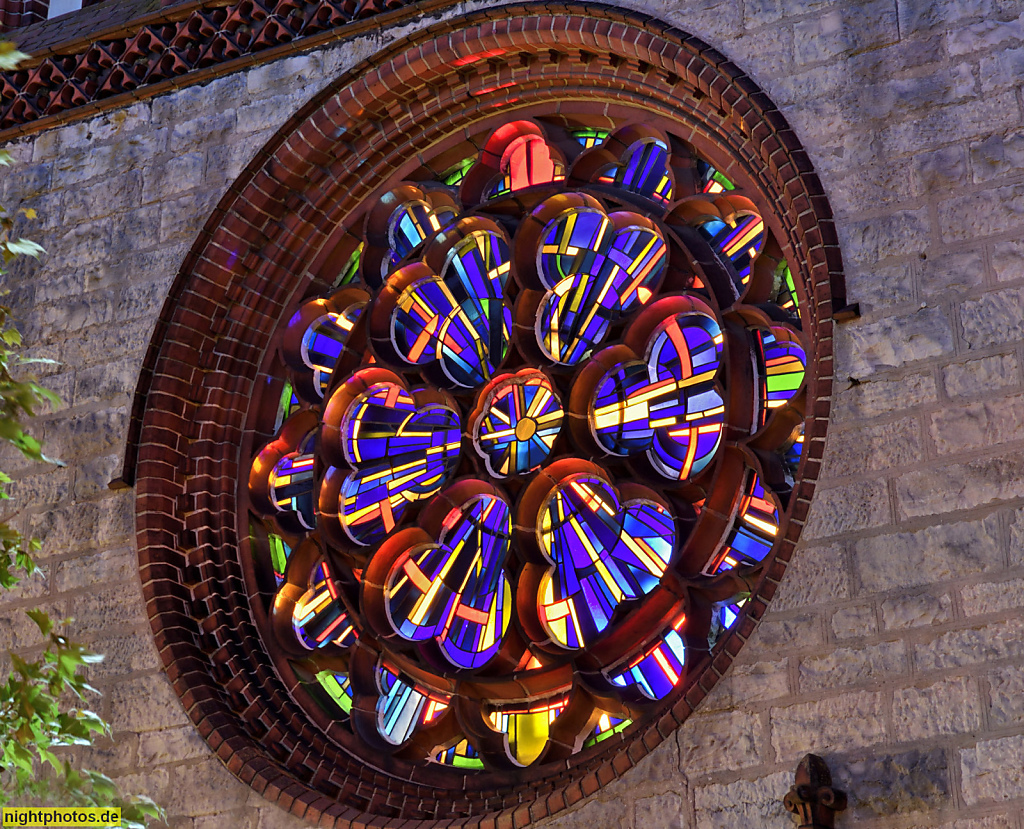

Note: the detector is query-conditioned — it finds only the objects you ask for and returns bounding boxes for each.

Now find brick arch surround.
[130,5,845,826]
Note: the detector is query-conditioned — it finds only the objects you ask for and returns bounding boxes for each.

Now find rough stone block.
[61,318,153,369]
[980,45,1024,93]
[836,306,954,379]
[991,239,1024,282]
[881,592,954,629]
[803,479,892,540]
[84,631,160,679]
[839,209,930,265]
[62,170,143,224]
[700,660,791,712]
[913,142,968,194]
[843,259,914,312]
[853,515,1001,592]
[694,771,792,829]
[678,709,764,774]
[141,152,206,204]
[961,578,1024,616]
[961,734,1024,804]
[43,406,128,461]
[769,543,849,612]
[65,580,147,638]
[919,249,985,296]
[834,372,937,421]
[822,417,922,477]
[746,612,824,657]
[634,794,687,829]
[793,2,897,65]
[832,604,879,639]
[940,183,1024,244]
[971,129,1024,183]
[893,677,982,740]
[896,450,1024,517]
[138,725,212,766]
[915,617,1024,671]
[53,546,135,593]
[246,53,323,97]
[942,353,1020,399]
[798,640,906,691]
[948,14,1024,55]
[832,749,950,817]
[930,393,1024,454]
[107,673,191,733]
[72,451,123,499]
[770,692,886,762]
[988,664,1024,726]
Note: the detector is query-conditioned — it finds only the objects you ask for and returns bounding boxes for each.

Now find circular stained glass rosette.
[247,118,809,773]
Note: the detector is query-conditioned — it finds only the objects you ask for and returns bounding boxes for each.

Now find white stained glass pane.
[47,0,82,19]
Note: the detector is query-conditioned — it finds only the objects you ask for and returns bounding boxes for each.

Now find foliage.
[0,138,164,828]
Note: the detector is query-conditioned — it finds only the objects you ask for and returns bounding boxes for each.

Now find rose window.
[245,117,808,772]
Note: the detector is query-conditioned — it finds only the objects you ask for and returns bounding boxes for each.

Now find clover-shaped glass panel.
[268,431,317,530]
[391,229,512,387]
[301,304,364,398]
[596,139,673,203]
[756,327,807,425]
[591,311,724,481]
[698,213,765,287]
[376,667,450,745]
[537,476,674,649]
[705,473,779,575]
[385,494,512,669]
[535,208,666,364]
[387,200,457,272]
[610,615,686,700]
[333,381,461,544]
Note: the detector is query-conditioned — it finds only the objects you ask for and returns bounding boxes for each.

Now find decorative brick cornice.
[0,0,447,142]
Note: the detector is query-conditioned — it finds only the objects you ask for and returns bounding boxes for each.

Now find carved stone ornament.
[783,754,849,828]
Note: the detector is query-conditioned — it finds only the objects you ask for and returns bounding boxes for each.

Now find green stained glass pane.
[317,671,353,714]
[443,157,474,186]
[334,244,363,287]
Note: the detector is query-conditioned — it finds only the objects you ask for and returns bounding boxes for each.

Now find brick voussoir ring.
[132,5,844,827]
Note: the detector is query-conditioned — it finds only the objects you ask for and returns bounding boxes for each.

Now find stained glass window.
[247,117,808,773]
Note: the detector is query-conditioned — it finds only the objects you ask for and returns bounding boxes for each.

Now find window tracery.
[247,117,807,770]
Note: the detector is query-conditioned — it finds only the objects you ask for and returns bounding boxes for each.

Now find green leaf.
[26,607,54,635]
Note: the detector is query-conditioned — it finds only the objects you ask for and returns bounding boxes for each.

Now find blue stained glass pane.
[292,561,358,650]
[591,312,724,482]
[334,381,461,545]
[610,624,686,700]
[539,476,675,649]
[710,474,779,574]
[392,230,512,388]
[386,495,511,669]
[698,214,765,287]
[269,430,317,530]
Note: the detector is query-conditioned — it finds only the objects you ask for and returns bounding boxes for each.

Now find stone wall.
[3,0,1024,827]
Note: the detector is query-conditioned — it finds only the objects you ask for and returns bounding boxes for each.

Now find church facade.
[0,1,1022,827]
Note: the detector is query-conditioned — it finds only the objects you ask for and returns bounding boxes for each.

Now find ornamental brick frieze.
[0,0,426,139]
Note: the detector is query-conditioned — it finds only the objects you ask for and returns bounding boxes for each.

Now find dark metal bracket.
[784,754,848,828]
